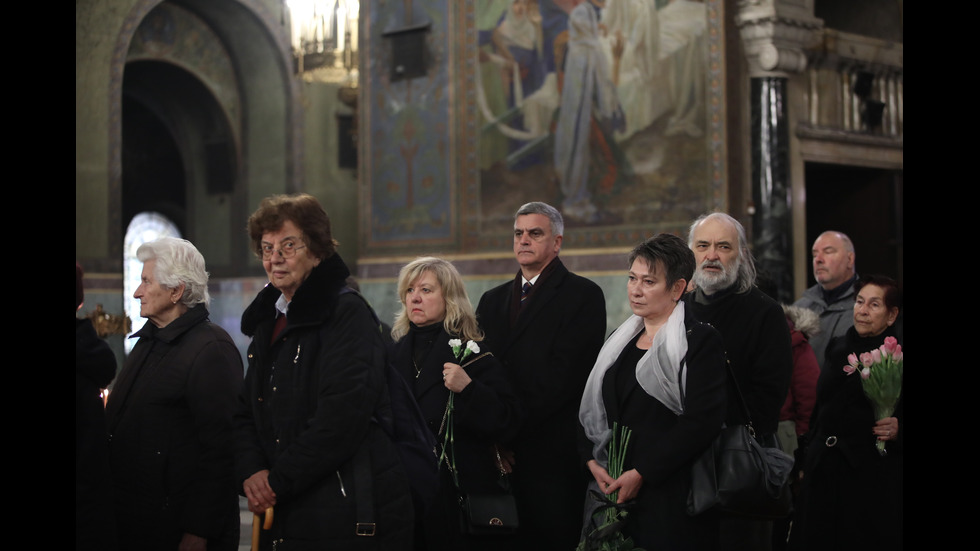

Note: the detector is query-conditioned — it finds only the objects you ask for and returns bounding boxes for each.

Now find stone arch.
[108,0,302,275]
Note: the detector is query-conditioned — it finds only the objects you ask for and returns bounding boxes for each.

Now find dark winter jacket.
[389,324,523,550]
[578,300,727,550]
[105,305,243,551]
[236,254,413,549]
[792,326,903,550]
[76,317,118,551]
[792,276,857,371]
[688,286,793,438]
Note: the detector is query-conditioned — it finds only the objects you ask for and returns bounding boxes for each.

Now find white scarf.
[579,304,688,466]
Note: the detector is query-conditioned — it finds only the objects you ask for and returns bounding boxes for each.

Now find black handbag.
[687,360,794,520]
[458,474,520,536]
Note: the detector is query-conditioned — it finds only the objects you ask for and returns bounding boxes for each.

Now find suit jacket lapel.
[507,260,568,346]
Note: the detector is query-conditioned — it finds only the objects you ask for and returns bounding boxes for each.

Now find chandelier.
[286,0,359,74]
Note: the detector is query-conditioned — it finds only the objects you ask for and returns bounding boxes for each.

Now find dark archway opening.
[121,59,237,239]
[803,162,903,286]
[122,92,186,234]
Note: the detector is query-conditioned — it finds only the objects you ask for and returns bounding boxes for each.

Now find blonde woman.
[389,256,523,550]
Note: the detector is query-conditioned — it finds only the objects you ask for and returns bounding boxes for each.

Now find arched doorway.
[112,0,300,277]
[121,59,237,238]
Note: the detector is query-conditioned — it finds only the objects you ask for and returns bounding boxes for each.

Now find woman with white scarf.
[578,233,727,550]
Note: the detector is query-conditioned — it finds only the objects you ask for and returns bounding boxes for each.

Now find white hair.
[136,237,211,306]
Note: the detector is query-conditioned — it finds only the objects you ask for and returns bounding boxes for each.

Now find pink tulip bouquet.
[843,336,903,456]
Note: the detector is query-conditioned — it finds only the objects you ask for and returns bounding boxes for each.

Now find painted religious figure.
[477,0,714,234]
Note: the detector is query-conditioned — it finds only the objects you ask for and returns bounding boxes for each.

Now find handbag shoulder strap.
[691,321,756,432]
[689,320,754,427]
[724,356,757,436]
[460,351,493,369]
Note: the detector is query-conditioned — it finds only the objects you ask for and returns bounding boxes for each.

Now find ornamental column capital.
[735,0,824,77]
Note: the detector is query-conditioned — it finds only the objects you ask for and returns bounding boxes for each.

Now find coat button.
[825,436,838,447]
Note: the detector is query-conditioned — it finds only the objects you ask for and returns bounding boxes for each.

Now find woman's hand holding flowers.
[607,469,643,504]
[442,361,472,393]
[874,416,899,442]
[587,459,615,491]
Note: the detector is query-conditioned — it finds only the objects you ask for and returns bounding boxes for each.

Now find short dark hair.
[628,233,695,288]
[247,193,338,261]
[855,274,903,311]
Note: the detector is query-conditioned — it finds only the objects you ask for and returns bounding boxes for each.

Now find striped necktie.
[520,282,532,306]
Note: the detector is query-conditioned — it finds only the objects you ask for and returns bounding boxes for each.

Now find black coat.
[76,318,118,551]
[687,286,794,438]
[389,324,523,550]
[236,254,413,549]
[105,305,243,551]
[475,257,606,550]
[791,326,903,550]
[582,301,727,550]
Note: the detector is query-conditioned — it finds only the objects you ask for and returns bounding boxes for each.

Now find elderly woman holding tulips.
[791,274,903,550]
[388,256,523,551]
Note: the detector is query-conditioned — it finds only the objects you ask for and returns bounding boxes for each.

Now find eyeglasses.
[261,240,307,259]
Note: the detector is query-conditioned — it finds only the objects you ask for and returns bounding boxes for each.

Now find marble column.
[750,76,791,303]
[735,0,822,303]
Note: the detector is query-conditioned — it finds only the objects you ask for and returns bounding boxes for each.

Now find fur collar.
[782,303,821,339]
[241,253,351,336]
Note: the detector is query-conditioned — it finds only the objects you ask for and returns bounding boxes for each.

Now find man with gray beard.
[686,212,793,551]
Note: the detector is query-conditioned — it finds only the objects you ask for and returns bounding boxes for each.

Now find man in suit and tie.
[476,201,606,549]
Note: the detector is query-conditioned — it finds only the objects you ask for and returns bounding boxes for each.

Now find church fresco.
[361,0,725,254]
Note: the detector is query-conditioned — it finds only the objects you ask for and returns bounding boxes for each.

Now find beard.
[693,256,740,295]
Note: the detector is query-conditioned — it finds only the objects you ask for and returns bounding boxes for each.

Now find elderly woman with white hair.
[105,237,243,551]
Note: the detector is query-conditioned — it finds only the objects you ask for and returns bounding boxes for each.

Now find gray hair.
[516,201,564,237]
[688,212,757,294]
[136,237,211,307]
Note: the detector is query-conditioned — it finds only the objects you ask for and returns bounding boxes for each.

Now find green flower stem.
[440,340,477,488]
